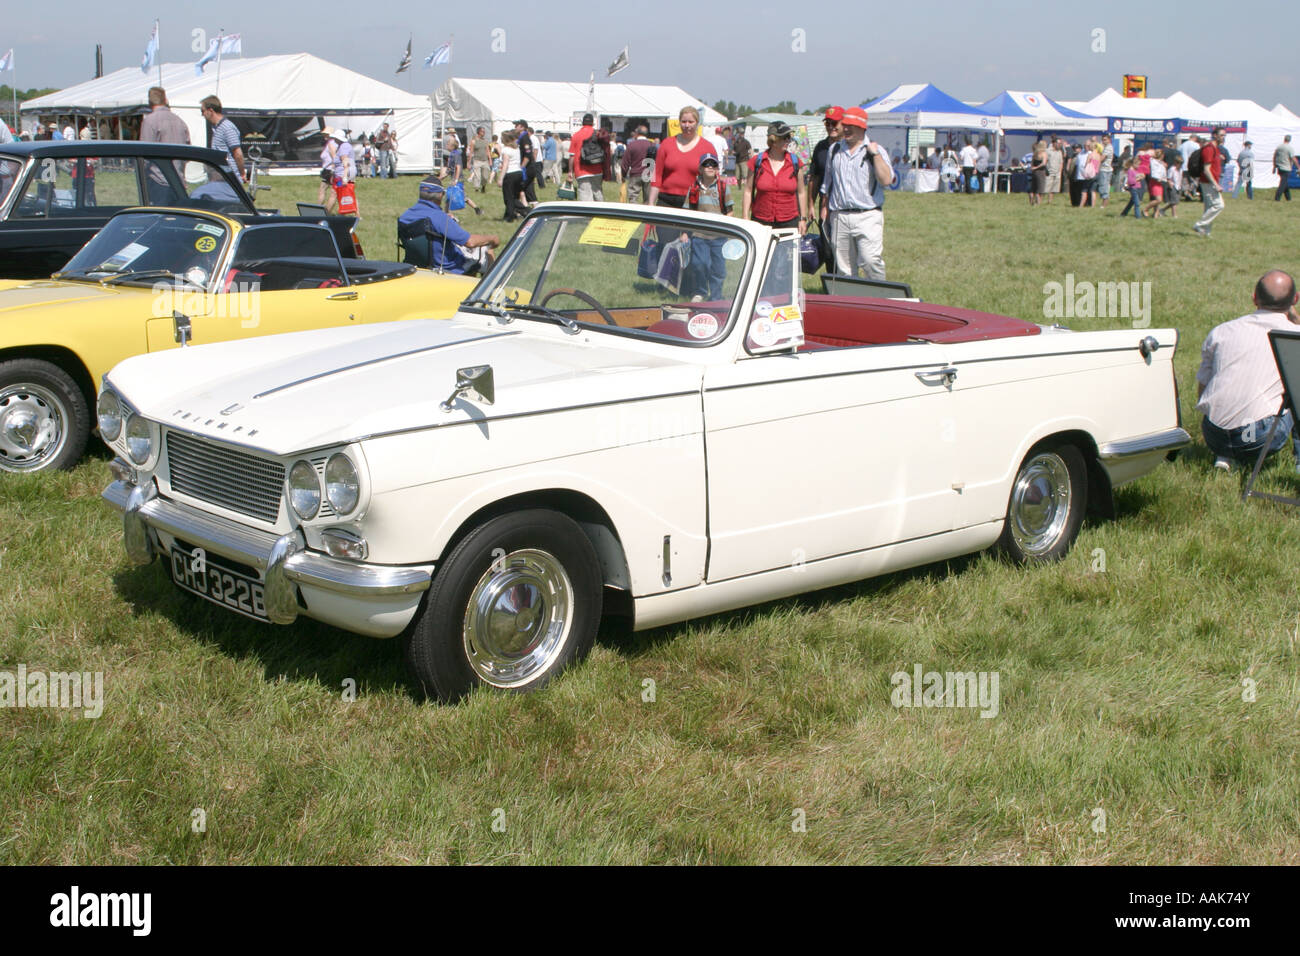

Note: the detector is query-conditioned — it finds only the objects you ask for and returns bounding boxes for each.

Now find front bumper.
[103,478,432,637]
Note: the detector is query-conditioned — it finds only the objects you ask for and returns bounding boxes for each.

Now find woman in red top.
[649,106,718,208]
[742,121,807,233]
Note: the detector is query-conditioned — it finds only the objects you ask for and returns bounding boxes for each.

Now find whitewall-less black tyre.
[998,443,1088,563]
[0,359,89,473]
[405,509,604,701]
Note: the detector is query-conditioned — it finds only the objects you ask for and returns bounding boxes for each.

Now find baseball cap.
[840,107,868,129]
[418,175,445,198]
[699,153,719,168]
[769,121,793,139]
[824,106,845,122]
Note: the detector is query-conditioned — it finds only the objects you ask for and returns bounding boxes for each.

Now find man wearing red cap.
[808,106,844,223]
[819,106,894,280]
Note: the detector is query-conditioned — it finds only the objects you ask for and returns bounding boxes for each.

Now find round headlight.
[324,453,360,515]
[97,391,122,441]
[288,460,321,520]
[125,414,153,464]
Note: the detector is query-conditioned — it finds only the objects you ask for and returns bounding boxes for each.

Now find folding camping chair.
[1242,328,1300,507]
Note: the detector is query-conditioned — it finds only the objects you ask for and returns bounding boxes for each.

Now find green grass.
[3,182,1300,864]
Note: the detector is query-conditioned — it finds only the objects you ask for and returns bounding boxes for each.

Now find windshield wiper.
[499,302,581,334]
[100,269,202,288]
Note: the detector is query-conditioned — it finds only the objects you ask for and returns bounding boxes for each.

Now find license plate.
[170,545,268,622]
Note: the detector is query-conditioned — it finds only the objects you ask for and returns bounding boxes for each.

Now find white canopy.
[433,77,725,137]
[863,83,1000,130]
[1206,98,1300,188]
[977,90,1105,132]
[22,53,434,171]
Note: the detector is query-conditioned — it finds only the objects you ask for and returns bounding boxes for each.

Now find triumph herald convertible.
[0,207,475,472]
[101,203,1189,700]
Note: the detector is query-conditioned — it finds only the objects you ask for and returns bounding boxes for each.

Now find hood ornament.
[440,365,495,413]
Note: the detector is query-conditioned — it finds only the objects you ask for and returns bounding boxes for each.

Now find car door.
[4,156,131,277]
[702,239,959,583]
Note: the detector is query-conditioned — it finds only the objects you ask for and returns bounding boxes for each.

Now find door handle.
[326,290,359,301]
[915,366,958,387]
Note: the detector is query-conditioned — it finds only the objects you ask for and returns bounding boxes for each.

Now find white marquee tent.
[1206,99,1300,188]
[433,78,725,138]
[22,53,434,172]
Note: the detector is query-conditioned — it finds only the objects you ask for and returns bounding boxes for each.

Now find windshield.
[469,211,751,344]
[0,157,20,208]
[57,211,230,288]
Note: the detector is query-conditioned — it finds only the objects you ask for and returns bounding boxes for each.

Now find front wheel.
[405,509,604,701]
[997,443,1087,563]
[0,359,89,474]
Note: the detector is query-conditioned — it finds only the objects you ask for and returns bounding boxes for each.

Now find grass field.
[2,174,1299,864]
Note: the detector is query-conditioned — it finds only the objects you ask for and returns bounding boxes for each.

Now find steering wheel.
[538,287,617,325]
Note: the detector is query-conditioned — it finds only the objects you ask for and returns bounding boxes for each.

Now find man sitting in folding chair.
[1196,270,1300,472]
[397,176,498,275]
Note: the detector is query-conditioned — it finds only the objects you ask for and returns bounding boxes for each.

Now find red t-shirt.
[1200,142,1222,184]
[651,137,717,198]
[749,151,801,222]
[570,124,605,178]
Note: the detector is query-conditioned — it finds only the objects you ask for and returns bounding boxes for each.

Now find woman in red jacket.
[649,106,718,208]
[741,120,807,232]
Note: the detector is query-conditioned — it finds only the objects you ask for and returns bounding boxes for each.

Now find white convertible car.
[101,203,1188,700]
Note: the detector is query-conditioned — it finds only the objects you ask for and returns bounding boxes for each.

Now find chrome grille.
[166,431,284,523]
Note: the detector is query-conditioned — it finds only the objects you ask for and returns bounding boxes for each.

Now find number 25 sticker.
[195,236,217,253]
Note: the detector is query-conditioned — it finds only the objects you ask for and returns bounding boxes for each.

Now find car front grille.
[166,431,285,523]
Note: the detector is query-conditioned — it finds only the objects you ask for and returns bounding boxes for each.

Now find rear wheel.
[0,359,89,474]
[998,443,1087,563]
[405,509,603,701]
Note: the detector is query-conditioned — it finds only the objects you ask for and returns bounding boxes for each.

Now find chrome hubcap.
[463,548,574,688]
[1009,453,1072,557]
[0,384,66,472]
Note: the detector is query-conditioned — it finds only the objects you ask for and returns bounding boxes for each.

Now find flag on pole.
[607,46,629,77]
[0,50,13,72]
[423,41,452,68]
[194,33,241,74]
[140,22,158,73]
[586,72,596,113]
[396,36,412,74]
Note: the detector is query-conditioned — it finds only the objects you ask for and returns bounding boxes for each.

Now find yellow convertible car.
[0,207,476,473]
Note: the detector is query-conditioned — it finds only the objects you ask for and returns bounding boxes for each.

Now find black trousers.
[502,171,526,221]
[524,161,542,201]
[1276,173,1292,201]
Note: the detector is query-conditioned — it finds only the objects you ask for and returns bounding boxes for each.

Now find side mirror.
[173,310,192,347]
[439,365,495,413]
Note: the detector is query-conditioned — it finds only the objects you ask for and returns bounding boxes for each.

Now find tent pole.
[992,127,1001,194]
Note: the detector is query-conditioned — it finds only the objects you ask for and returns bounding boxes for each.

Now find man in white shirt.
[1196,270,1300,469]
[959,141,979,194]
[819,106,894,279]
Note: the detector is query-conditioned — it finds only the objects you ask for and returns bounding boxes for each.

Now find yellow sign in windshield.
[578,218,642,248]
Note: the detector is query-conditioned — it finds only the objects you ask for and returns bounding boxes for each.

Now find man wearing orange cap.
[808,106,844,223]
[819,105,894,280]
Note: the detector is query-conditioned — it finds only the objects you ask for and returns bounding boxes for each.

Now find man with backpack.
[818,107,894,280]
[569,113,609,202]
[1192,127,1226,237]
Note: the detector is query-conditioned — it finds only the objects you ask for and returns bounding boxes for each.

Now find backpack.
[580,133,605,166]
[750,150,802,203]
[1186,148,1205,180]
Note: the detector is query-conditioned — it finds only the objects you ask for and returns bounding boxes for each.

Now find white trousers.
[829,209,885,280]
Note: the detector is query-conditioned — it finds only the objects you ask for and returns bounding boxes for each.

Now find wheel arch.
[0,345,97,427]
[437,488,633,599]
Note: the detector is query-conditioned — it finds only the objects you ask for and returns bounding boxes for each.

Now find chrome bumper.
[1098,427,1192,461]
[103,478,431,626]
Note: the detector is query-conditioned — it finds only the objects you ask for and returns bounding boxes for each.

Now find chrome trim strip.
[252,330,521,399]
[1098,427,1192,461]
[103,481,433,601]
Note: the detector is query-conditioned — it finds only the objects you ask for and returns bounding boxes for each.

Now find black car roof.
[0,140,229,164]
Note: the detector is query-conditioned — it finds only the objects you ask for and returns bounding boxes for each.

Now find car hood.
[105,316,706,455]
[0,278,127,312]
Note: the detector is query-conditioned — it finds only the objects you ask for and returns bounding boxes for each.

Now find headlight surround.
[287,459,321,520]
[124,414,153,464]
[97,391,123,441]
[324,453,360,515]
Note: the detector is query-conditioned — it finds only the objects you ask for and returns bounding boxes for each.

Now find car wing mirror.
[173,310,192,347]
[439,365,495,413]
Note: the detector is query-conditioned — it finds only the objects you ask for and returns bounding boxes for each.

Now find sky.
[3,0,1296,111]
